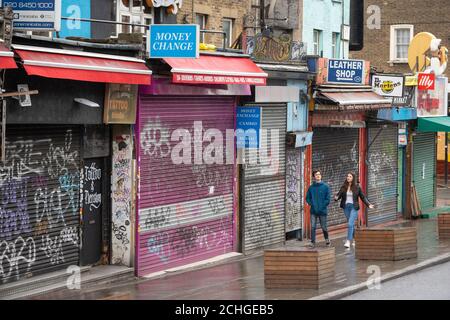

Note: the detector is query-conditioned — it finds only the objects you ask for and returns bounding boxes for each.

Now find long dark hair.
[340,172,359,193]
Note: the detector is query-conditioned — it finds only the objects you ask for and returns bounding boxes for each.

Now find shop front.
[0,42,151,284]
[135,53,267,276]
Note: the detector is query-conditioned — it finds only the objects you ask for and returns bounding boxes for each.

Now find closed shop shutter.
[242,104,286,253]
[413,132,436,210]
[367,123,398,225]
[137,96,235,276]
[312,128,359,227]
[1,126,81,284]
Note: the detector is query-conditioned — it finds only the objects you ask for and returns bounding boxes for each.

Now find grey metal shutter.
[137,96,235,277]
[413,132,436,210]
[0,126,81,284]
[242,104,286,253]
[312,128,359,227]
[367,123,398,225]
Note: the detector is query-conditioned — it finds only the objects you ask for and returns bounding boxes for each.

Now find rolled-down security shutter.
[137,96,235,277]
[367,123,398,225]
[0,126,81,285]
[242,104,286,254]
[312,128,359,227]
[413,132,436,211]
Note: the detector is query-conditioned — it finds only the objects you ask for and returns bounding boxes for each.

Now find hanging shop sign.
[416,76,448,117]
[0,0,62,31]
[147,24,199,58]
[398,125,408,146]
[315,58,370,85]
[104,84,138,124]
[372,74,405,98]
[236,106,261,149]
[418,72,435,90]
[392,86,415,107]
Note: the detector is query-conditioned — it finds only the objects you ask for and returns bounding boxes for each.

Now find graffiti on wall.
[0,130,80,283]
[111,132,133,266]
[246,34,307,62]
[285,148,302,233]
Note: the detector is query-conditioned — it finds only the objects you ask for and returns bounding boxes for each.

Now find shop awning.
[418,117,450,132]
[0,44,17,69]
[315,88,392,111]
[164,54,268,85]
[13,45,152,85]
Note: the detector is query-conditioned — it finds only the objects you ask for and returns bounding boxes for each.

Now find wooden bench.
[438,213,450,239]
[355,227,417,261]
[264,246,335,289]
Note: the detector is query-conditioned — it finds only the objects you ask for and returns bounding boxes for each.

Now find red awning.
[0,44,17,69]
[14,45,151,85]
[164,54,268,85]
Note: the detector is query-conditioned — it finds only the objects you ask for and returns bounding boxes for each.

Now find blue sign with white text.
[0,0,61,31]
[236,107,261,149]
[327,59,365,84]
[148,24,199,58]
[58,0,90,38]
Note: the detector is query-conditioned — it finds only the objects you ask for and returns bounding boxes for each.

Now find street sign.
[147,24,199,59]
[0,0,62,31]
[236,106,261,149]
[327,58,365,84]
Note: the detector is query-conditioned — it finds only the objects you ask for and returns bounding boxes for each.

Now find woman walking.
[334,172,374,249]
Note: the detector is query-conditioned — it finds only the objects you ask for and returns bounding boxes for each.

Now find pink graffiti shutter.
[137,96,235,276]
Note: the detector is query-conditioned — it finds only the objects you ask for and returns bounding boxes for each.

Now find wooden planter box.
[355,227,417,261]
[264,247,335,289]
[438,213,450,239]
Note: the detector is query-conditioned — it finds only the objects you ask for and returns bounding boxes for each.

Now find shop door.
[0,126,81,284]
[367,123,398,225]
[137,96,235,277]
[81,158,103,265]
[242,104,287,254]
[312,128,360,227]
[413,132,436,210]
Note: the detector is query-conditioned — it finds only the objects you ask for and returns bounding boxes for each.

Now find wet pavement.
[27,218,450,300]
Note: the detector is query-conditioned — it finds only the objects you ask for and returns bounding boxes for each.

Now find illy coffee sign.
[418,73,435,90]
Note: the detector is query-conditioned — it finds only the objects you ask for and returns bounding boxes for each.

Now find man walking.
[306,170,331,247]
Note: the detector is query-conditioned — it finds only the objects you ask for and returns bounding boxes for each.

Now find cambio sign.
[0,0,61,31]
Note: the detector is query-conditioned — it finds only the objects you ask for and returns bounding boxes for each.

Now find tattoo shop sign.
[147,24,199,58]
[0,0,61,31]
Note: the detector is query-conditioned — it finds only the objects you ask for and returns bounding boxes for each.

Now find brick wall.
[176,0,252,48]
[350,0,450,77]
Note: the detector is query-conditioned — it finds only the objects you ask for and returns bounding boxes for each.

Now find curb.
[309,252,450,300]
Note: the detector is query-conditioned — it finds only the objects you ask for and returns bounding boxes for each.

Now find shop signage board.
[315,58,371,85]
[416,76,448,117]
[418,73,435,90]
[327,58,365,84]
[236,106,261,148]
[147,24,199,58]
[104,84,138,124]
[0,0,62,31]
[372,74,405,98]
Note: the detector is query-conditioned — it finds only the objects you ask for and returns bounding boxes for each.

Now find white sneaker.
[344,240,351,248]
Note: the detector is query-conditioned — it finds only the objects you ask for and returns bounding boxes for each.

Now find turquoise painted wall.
[302,0,350,59]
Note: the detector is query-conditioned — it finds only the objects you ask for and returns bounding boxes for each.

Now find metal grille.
[0,126,81,284]
[367,123,398,225]
[242,104,287,253]
[285,147,303,233]
[413,132,436,211]
[137,96,235,276]
[312,128,360,227]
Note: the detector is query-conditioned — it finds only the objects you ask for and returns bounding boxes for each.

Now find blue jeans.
[311,214,329,243]
[344,203,358,241]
